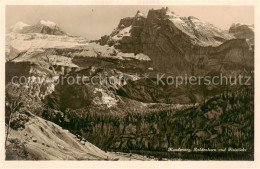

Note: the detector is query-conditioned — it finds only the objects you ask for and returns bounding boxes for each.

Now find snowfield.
[6,33,88,52]
[6,33,151,62]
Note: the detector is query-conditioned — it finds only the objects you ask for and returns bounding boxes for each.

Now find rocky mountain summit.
[101,8,234,48]
[99,7,253,75]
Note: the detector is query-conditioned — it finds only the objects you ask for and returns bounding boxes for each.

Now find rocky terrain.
[99,7,253,75]
[6,112,111,160]
[229,22,254,46]
[5,7,254,160]
[6,109,154,160]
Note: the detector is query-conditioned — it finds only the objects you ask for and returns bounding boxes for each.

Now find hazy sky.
[6,5,254,40]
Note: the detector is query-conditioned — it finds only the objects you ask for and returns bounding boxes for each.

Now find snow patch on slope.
[117,52,151,61]
[93,88,118,108]
[67,43,151,61]
[165,11,234,46]
[6,33,88,52]
[39,19,56,28]
[112,26,132,41]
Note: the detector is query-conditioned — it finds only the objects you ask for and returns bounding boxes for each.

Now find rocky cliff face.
[229,23,254,46]
[101,11,146,54]
[99,7,253,75]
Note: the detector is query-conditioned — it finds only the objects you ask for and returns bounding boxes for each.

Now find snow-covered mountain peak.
[8,22,30,33]
[38,19,56,28]
[8,19,67,35]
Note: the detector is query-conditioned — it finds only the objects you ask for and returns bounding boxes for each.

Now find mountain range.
[99,7,254,75]
[5,7,254,160]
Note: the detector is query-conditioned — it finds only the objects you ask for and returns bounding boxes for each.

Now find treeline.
[41,86,254,160]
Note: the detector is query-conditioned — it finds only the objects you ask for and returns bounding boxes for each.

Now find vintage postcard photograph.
[1,0,259,168]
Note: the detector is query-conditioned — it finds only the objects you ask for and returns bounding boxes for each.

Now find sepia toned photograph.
[3,3,256,163]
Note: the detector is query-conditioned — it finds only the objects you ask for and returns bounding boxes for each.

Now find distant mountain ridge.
[5,19,89,61]
[229,22,254,46]
[8,19,67,35]
[8,22,30,33]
